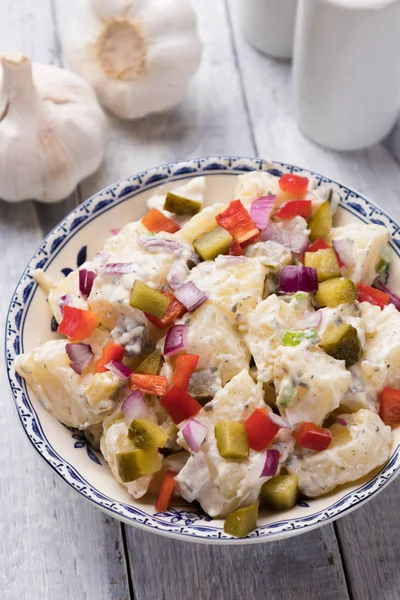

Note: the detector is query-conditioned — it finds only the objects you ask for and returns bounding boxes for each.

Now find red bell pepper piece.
[155,470,177,513]
[129,373,168,396]
[379,387,400,426]
[145,291,187,329]
[274,200,312,220]
[161,385,202,424]
[306,237,344,268]
[142,208,180,234]
[357,283,389,310]
[58,305,99,341]
[279,173,309,197]
[172,354,200,391]
[228,240,244,256]
[296,422,333,451]
[216,200,259,245]
[244,409,280,451]
[95,341,125,373]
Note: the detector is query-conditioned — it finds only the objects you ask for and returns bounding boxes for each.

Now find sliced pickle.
[164,192,202,216]
[224,503,259,538]
[193,226,233,261]
[304,247,341,282]
[315,277,357,308]
[260,474,299,511]
[215,420,249,459]
[116,449,162,483]
[136,349,163,375]
[128,417,169,451]
[130,281,170,317]
[309,201,332,241]
[319,323,362,368]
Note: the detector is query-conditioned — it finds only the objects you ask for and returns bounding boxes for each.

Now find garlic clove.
[0,53,106,203]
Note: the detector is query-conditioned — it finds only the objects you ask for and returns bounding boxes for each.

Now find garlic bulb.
[0,53,106,203]
[65,0,202,120]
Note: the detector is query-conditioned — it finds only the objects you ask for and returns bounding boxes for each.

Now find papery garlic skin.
[0,54,106,203]
[65,0,202,120]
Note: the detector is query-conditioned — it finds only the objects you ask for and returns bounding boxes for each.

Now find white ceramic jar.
[241,0,298,59]
[293,0,400,151]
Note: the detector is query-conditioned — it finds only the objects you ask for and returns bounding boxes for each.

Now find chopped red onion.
[164,324,188,356]
[173,282,208,313]
[375,281,400,311]
[250,195,276,231]
[182,418,207,452]
[261,219,309,253]
[295,310,322,330]
[332,239,355,267]
[138,237,182,254]
[99,262,145,277]
[268,412,292,429]
[79,268,97,298]
[260,448,280,478]
[278,265,318,294]
[94,251,110,264]
[121,390,148,424]
[167,259,190,290]
[111,228,121,236]
[214,255,248,266]
[105,360,132,380]
[337,417,348,427]
[58,294,72,315]
[66,342,94,375]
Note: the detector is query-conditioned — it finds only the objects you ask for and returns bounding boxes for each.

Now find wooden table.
[2,1,400,598]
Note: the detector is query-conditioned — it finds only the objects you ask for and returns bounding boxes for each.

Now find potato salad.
[15,170,400,538]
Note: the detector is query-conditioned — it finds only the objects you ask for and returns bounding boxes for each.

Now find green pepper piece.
[319,323,362,368]
[128,417,169,450]
[164,192,202,216]
[224,503,259,538]
[260,474,299,511]
[304,247,341,282]
[315,277,357,308]
[130,280,170,317]
[136,349,163,375]
[309,201,332,241]
[282,328,319,347]
[193,226,233,261]
[116,449,162,483]
[215,421,249,459]
[277,386,296,408]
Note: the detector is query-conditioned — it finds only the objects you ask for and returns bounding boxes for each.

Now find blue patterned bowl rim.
[5,156,400,544]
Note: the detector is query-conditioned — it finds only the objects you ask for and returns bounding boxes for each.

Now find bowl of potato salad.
[7,156,400,543]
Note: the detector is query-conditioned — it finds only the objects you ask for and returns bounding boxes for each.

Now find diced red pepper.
[279,173,309,197]
[161,385,202,424]
[95,341,125,373]
[274,200,312,221]
[379,388,400,426]
[130,373,168,396]
[155,470,177,513]
[172,354,200,391]
[357,283,389,310]
[228,240,244,256]
[58,305,99,341]
[216,200,259,245]
[142,208,180,234]
[244,408,280,451]
[145,291,187,329]
[306,237,344,268]
[296,422,333,451]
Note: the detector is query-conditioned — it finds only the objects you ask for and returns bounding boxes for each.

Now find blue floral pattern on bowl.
[5,156,400,543]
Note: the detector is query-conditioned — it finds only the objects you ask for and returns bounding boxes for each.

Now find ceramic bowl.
[5,156,400,544]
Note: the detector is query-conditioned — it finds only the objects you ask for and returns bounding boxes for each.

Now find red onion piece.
[278,265,318,294]
[66,342,94,375]
[375,281,400,311]
[167,260,190,290]
[295,310,322,330]
[105,360,132,380]
[214,255,248,266]
[260,448,280,478]
[138,237,182,254]
[121,390,148,424]
[332,239,355,267]
[173,282,208,313]
[268,412,292,429]
[94,251,110,264]
[250,195,276,231]
[99,262,145,277]
[336,417,348,427]
[261,219,309,253]
[182,418,207,452]
[79,268,97,298]
[58,294,72,316]
[111,228,121,235]
[164,324,188,356]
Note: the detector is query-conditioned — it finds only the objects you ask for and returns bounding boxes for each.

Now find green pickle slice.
[215,421,249,459]
[130,280,170,317]
[116,449,162,483]
[309,201,332,241]
[319,323,361,368]
[304,247,341,282]
[315,277,357,308]
[193,226,233,261]
[260,474,299,511]
[164,192,202,216]
[128,418,168,451]
[224,503,259,538]
[136,349,163,375]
